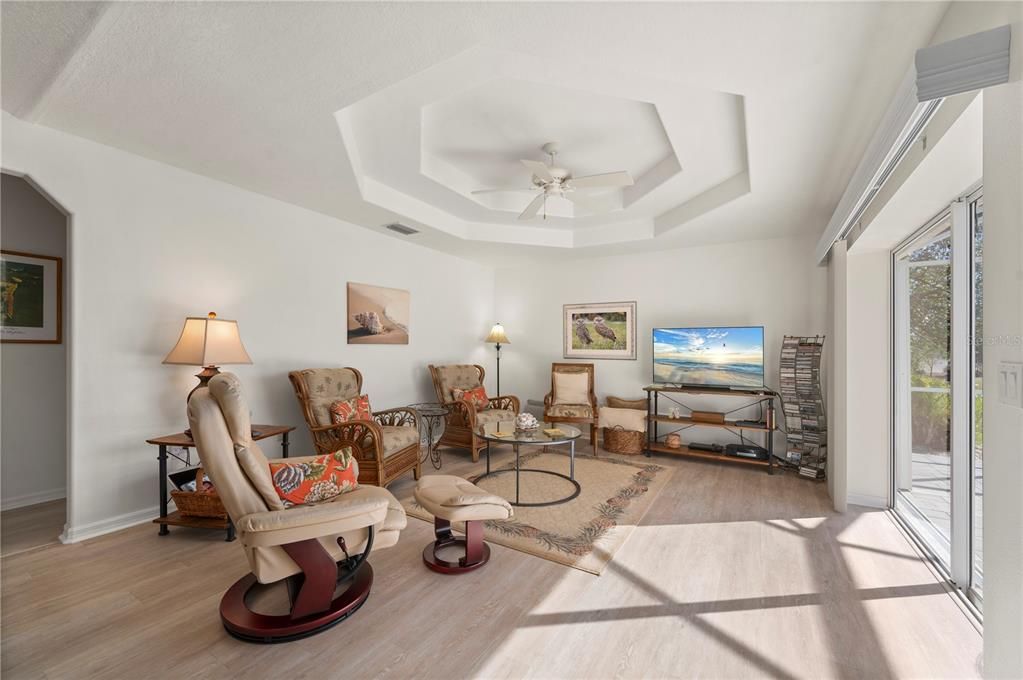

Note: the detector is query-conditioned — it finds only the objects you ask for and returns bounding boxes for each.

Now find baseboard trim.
[1,487,66,511]
[60,506,158,544]
[848,492,888,509]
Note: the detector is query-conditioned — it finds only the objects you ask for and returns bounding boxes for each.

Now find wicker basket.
[603,426,645,455]
[170,467,227,519]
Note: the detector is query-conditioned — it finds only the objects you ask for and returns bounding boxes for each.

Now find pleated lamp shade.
[485,323,510,345]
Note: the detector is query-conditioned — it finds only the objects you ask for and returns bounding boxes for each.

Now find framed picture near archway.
[1,250,62,344]
[563,301,637,360]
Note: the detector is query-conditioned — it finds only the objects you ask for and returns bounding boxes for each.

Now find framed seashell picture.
[347,282,409,344]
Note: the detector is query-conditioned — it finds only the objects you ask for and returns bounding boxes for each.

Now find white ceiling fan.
[471,142,634,220]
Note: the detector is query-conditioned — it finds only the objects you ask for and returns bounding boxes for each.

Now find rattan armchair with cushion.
[544,362,598,453]
[289,367,420,487]
[188,373,406,642]
[428,364,520,462]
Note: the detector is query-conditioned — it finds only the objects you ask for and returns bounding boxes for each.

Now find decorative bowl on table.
[514,412,540,434]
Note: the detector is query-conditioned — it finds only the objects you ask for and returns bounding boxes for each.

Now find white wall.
[0,112,495,541]
[494,235,828,450]
[843,248,890,508]
[981,11,1023,675]
[828,241,848,512]
[0,173,68,509]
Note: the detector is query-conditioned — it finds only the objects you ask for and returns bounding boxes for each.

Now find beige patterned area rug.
[404,451,672,575]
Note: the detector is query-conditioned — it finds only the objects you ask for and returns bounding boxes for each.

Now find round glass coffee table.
[474,422,582,507]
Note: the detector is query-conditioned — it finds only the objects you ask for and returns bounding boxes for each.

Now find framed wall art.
[347,282,409,344]
[1,249,62,344]
[563,301,636,360]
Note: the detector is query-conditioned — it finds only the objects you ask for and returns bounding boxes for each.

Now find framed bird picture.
[563,301,637,360]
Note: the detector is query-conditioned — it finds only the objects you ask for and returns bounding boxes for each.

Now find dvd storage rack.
[778,335,827,479]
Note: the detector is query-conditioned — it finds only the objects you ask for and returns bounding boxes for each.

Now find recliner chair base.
[422,517,491,574]
[220,564,373,644]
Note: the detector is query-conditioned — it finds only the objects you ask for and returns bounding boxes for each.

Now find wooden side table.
[146,424,294,541]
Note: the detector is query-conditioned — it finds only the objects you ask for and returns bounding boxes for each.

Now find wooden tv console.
[643,384,779,474]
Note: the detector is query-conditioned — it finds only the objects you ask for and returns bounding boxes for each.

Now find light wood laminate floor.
[1,499,65,558]
[1,448,982,679]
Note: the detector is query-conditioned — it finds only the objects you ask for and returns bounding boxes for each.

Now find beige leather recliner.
[188,373,406,643]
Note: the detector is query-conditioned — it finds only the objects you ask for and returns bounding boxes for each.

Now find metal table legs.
[476,438,581,508]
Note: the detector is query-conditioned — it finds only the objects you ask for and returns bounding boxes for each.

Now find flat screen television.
[653,326,765,387]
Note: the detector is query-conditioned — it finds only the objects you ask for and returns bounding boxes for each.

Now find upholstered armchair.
[544,362,598,453]
[428,364,520,462]
[289,367,420,487]
[188,373,406,642]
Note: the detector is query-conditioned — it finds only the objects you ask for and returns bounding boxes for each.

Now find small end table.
[146,424,294,541]
[411,403,449,470]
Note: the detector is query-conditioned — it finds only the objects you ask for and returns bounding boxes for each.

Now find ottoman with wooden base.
[414,475,513,574]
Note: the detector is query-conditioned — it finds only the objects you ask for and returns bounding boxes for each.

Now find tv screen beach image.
[654,327,764,386]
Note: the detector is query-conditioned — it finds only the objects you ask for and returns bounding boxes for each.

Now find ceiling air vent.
[384,222,419,236]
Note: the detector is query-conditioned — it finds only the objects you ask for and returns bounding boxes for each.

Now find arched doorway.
[0,172,70,555]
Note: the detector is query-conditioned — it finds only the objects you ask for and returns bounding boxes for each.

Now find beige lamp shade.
[163,312,252,367]
[485,323,509,345]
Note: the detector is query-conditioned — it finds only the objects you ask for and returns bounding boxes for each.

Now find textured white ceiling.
[1,1,951,264]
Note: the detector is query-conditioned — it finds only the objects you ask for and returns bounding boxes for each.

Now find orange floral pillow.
[330,394,373,423]
[269,448,358,507]
[452,385,489,411]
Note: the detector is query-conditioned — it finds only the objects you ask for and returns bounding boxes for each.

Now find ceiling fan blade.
[471,187,537,194]
[517,193,545,221]
[521,159,554,183]
[566,171,634,189]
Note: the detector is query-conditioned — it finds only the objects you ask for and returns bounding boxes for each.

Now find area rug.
[403,451,672,575]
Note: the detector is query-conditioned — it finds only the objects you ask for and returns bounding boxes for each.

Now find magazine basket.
[170,467,227,519]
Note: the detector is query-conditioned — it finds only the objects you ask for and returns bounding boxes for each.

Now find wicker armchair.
[428,364,520,463]
[288,367,420,487]
[544,363,598,454]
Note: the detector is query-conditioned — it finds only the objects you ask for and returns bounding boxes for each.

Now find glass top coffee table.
[474,422,582,507]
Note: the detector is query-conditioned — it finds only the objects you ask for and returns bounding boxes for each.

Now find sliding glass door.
[894,216,953,566]
[893,188,983,606]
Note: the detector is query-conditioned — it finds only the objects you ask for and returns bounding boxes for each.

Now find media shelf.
[647,414,773,431]
[643,384,780,474]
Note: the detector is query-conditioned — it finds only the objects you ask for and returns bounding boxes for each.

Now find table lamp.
[485,322,509,397]
[163,312,252,403]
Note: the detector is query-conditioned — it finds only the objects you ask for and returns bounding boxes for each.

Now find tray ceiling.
[1,1,950,264]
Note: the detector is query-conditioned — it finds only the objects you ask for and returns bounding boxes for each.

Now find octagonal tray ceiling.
[337,47,749,249]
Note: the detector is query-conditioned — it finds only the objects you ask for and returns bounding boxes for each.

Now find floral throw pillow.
[452,385,489,411]
[269,448,358,507]
[329,394,373,423]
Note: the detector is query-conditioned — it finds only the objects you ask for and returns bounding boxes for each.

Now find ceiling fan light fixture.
[477,142,635,220]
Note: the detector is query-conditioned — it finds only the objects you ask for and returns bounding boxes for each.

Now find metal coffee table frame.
[475,424,582,507]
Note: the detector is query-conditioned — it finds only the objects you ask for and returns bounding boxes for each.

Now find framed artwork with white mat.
[563,301,636,360]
